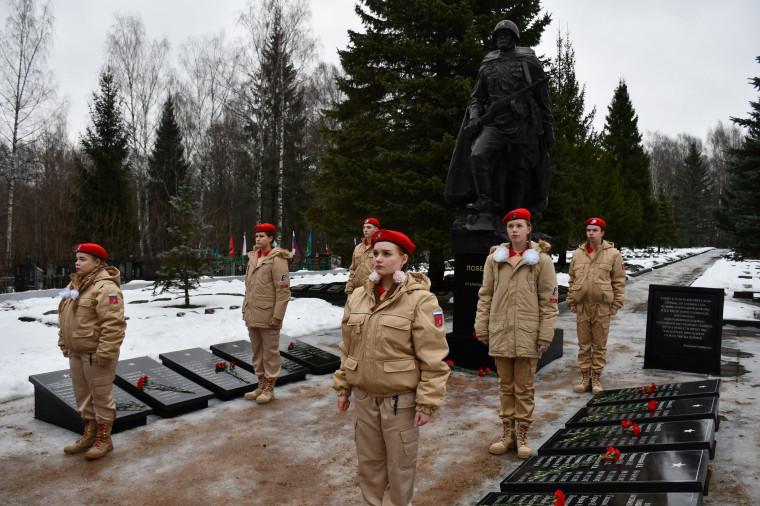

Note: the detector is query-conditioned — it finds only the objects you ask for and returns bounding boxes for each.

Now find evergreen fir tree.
[311,1,550,286]
[653,182,677,250]
[75,69,134,258]
[717,56,760,258]
[154,182,214,307]
[674,141,713,246]
[148,95,190,254]
[600,79,654,247]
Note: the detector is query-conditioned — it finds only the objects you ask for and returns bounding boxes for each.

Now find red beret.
[584,217,606,229]
[371,229,415,254]
[363,217,380,228]
[254,223,276,233]
[75,243,107,260]
[502,208,531,224]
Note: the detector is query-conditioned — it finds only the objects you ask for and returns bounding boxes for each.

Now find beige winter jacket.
[565,240,626,309]
[474,240,558,358]
[333,272,450,415]
[57,266,126,363]
[242,246,293,328]
[345,240,374,294]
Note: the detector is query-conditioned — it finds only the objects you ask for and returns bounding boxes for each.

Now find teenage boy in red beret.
[566,217,626,394]
[242,223,293,404]
[345,218,380,296]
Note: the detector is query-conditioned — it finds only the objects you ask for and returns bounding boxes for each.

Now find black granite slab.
[114,356,214,417]
[539,419,716,459]
[566,397,719,429]
[500,450,710,495]
[588,380,721,407]
[280,338,341,374]
[28,369,152,434]
[478,491,702,505]
[159,348,258,400]
[209,339,308,385]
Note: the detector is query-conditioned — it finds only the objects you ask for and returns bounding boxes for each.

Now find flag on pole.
[241,232,247,257]
[305,230,312,257]
[292,231,300,257]
[229,234,235,257]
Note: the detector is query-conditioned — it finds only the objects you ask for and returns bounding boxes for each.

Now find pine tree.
[674,141,713,246]
[75,69,135,258]
[154,182,214,307]
[717,56,760,257]
[311,1,550,286]
[653,182,677,250]
[600,79,654,247]
[148,95,190,254]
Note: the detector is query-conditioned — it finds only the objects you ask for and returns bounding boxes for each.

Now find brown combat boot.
[255,377,276,404]
[591,370,604,395]
[85,421,114,460]
[573,369,591,393]
[517,422,532,459]
[244,376,266,400]
[64,419,97,454]
[489,418,516,455]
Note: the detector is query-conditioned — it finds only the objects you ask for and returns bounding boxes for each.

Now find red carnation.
[445,359,454,367]
[478,368,485,377]
[287,342,295,350]
[554,489,565,506]
[632,423,641,436]
[637,386,643,392]
[603,446,620,462]
[230,361,236,368]
[485,367,491,374]
[472,331,478,340]
[648,400,658,412]
[621,419,630,428]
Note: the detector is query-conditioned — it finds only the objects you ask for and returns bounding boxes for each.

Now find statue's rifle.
[467,77,549,137]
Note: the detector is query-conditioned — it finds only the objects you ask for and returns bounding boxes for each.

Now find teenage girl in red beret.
[58,243,126,460]
[334,230,450,505]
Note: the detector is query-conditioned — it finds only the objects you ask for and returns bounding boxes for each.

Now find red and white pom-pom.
[392,271,406,284]
[493,246,509,263]
[522,249,539,265]
[369,271,381,284]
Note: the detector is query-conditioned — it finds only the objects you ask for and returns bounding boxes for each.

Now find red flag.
[228,234,234,257]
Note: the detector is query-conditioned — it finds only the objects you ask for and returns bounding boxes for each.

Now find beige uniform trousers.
[354,387,419,506]
[576,303,611,371]
[494,356,539,424]
[248,327,282,379]
[69,351,120,423]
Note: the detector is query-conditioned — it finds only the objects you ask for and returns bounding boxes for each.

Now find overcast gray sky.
[3,0,758,143]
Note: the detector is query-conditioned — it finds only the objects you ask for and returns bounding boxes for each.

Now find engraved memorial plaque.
[159,348,258,400]
[478,491,702,505]
[566,397,719,429]
[280,338,341,374]
[209,339,308,385]
[29,368,152,433]
[588,380,721,407]
[500,450,710,494]
[114,356,214,417]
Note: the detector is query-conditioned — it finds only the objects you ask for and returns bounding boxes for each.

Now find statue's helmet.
[493,20,520,41]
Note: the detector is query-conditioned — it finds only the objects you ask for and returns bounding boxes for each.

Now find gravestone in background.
[539,419,717,459]
[159,348,258,401]
[645,285,723,375]
[477,491,704,506]
[588,379,722,407]
[29,369,152,434]
[209,339,308,385]
[500,449,711,495]
[114,356,214,417]
[566,397,720,429]
[280,338,341,374]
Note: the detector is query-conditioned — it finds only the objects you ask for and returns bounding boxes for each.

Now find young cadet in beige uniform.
[58,243,126,460]
[334,230,450,506]
[242,223,293,404]
[475,209,558,459]
[345,217,380,295]
[567,217,626,394]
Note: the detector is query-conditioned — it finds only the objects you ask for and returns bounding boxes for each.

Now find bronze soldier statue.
[446,20,554,231]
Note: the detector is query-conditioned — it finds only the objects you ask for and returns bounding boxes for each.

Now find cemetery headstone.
[565,397,720,430]
[159,348,259,400]
[29,369,152,433]
[280,338,341,374]
[500,449,711,495]
[114,356,214,417]
[209,339,307,385]
[588,380,721,407]
[477,491,704,506]
[645,285,723,375]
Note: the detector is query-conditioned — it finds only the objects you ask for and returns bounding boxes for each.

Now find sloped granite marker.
[566,397,720,429]
[159,347,258,400]
[280,338,341,374]
[587,379,721,407]
[478,491,703,505]
[209,339,307,385]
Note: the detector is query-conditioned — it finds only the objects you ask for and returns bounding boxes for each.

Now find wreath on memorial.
[580,400,657,422]
[137,375,196,394]
[559,419,641,443]
[591,382,657,404]
[215,361,250,383]
[528,447,621,482]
